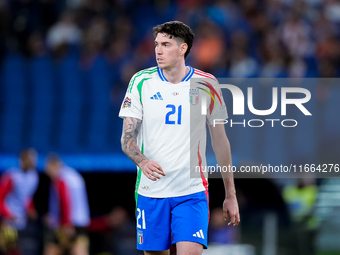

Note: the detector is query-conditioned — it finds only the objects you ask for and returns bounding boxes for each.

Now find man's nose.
[156,46,163,54]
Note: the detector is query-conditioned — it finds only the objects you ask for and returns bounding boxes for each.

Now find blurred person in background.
[88,206,141,255]
[283,178,319,255]
[0,148,39,255]
[228,30,259,78]
[44,153,90,255]
[8,0,39,55]
[191,21,225,73]
[279,12,314,59]
[46,10,81,59]
[208,207,239,245]
[27,31,47,58]
[258,29,287,78]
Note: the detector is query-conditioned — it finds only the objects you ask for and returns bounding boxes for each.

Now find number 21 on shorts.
[137,208,146,229]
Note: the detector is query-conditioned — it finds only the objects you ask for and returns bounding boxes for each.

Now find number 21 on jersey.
[165,104,182,125]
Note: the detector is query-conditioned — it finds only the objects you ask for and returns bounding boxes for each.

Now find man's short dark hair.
[153,21,195,59]
[19,148,37,160]
[46,152,62,164]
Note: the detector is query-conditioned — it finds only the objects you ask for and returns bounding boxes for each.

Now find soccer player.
[0,148,39,254]
[44,153,90,255]
[119,21,240,255]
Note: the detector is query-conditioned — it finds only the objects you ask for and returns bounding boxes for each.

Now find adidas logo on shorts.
[193,229,205,239]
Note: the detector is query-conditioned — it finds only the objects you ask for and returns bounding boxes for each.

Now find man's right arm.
[0,174,15,220]
[121,117,165,181]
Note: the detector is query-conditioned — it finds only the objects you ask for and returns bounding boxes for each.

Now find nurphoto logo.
[196,80,312,128]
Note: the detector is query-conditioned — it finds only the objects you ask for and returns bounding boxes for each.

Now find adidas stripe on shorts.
[136,191,209,251]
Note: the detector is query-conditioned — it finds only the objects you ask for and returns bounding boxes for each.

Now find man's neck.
[162,61,188,84]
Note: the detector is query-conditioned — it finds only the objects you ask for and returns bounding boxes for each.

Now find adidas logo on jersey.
[150,92,163,100]
[193,229,205,239]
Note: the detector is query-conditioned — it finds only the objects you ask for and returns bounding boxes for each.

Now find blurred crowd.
[0,0,340,86]
[1,0,339,155]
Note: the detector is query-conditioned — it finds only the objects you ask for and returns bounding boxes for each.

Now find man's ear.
[180,43,188,57]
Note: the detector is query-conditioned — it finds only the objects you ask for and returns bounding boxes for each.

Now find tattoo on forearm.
[121,117,147,166]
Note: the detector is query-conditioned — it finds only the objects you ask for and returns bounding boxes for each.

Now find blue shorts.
[136,191,209,251]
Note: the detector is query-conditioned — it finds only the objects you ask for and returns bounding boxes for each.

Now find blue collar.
[157,66,194,82]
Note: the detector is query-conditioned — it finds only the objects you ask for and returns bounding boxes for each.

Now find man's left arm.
[208,124,240,226]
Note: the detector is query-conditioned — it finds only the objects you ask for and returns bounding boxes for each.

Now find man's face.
[155,33,185,70]
[20,150,37,170]
[45,161,61,179]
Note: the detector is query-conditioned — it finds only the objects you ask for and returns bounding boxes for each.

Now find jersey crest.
[189,88,199,105]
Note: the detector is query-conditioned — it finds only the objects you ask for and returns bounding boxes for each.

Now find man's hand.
[223,195,240,226]
[140,160,165,181]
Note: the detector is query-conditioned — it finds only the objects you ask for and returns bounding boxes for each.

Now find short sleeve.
[206,87,228,125]
[118,73,143,120]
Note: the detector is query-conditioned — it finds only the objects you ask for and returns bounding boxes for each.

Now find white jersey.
[119,66,227,198]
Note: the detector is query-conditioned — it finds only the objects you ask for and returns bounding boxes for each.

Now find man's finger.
[145,166,162,177]
[152,168,166,176]
[148,165,160,172]
[228,213,236,226]
[150,161,165,175]
[234,212,241,226]
[142,169,157,181]
[150,171,161,179]
[146,169,161,180]
[223,210,229,222]
[147,173,157,181]
[148,164,165,176]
